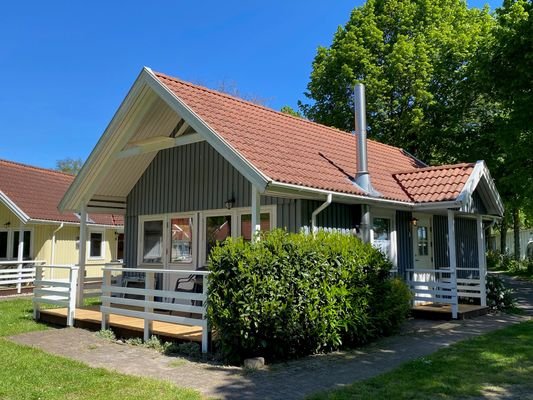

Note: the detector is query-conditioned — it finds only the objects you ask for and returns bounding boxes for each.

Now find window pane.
[206,215,231,260]
[170,217,193,263]
[143,220,163,263]
[373,218,390,241]
[0,232,7,258]
[12,231,32,260]
[117,233,124,260]
[241,213,270,241]
[90,232,103,258]
[417,227,429,256]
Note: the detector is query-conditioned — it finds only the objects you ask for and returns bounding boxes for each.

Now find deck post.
[101,267,111,331]
[201,274,209,353]
[144,271,154,341]
[17,223,24,294]
[76,205,88,307]
[33,263,43,321]
[251,185,261,243]
[447,210,458,319]
[477,215,487,307]
[67,266,79,327]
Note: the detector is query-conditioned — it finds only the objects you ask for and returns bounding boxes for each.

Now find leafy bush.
[207,229,411,363]
[165,342,201,358]
[95,329,116,341]
[486,251,501,271]
[486,274,515,311]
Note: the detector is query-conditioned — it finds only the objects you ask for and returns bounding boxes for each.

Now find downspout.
[51,223,64,279]
[311,193,333,235]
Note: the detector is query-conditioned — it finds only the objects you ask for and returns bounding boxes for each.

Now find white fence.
[33,264,79,326]
[407,267,486,318]
[101,266,210,353]
[0,260,46,293]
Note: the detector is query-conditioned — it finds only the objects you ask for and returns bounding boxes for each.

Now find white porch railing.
[33,264,79,326]
[0,260,46,293]
[407,267,487,318]
[101,266,211,353]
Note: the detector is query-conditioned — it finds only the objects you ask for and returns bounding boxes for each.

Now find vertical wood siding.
[433,215,449,269]
[396,211,413,276]
[124,142,298,266]
[300,201,361,232]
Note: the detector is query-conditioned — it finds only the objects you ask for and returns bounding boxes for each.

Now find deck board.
[412,303,489,320]
[39,307,203,342]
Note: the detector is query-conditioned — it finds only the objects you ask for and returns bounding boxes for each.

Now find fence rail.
[33,264,78,326]
[406,266,486,318]
[101,266,211,353]
[0,260,46,293]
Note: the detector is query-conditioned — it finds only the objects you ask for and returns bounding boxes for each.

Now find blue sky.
[0,0,501,169]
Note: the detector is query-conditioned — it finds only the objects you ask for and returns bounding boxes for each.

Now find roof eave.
[0,191,30,223]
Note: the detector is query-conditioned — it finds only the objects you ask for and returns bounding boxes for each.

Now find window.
[116,233,124,260]
[417,226,429,256]
[240,213,271,241]
[0,231,7,259]
[89,231,103,259]
[170,217,193,263]
[142,220,163,264]
[12,231,32,260]
[205,215,232,261]
[372,217,391,259]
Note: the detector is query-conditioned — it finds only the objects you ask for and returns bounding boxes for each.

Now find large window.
[170,217,194,263]
[372,217,391,259]
[0,231,8,259]
[240,213,271,241]
[12,231,32,260]
[142,220,163,264]
[0,229,32,260]
[205,215,232,261]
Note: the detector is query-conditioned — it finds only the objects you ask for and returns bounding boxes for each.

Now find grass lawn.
[0,298,203,400]
[310,321,533,400]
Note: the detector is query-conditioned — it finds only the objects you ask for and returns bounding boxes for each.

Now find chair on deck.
[172,273,204,318]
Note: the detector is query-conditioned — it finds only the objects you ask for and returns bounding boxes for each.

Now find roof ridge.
[154,71,420,158]
[0,158,75,178]
[392,162,474,176]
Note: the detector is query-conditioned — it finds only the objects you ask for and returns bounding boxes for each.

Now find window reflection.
[206,215,232,259]
[170,218,193,263]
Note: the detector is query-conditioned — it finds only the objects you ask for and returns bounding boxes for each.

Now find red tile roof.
[0,159,123,225]
[155,72,472,204]
[393,163,474,203]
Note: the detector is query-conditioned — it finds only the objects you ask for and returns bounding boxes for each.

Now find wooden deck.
[412,303,489,320]
[39,306,203,343]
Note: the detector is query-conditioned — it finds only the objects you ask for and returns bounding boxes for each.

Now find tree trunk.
[513,207,521,260]
[500,217,508,254]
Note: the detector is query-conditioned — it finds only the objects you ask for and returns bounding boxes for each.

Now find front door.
[412,214,433,269]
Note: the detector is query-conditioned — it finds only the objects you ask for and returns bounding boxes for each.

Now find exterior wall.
[433,215,480,270]
[125,142,299,266]
[300,200,361,233]
[396,211,413,276]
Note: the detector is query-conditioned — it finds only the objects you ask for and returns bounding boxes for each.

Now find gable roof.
[0,159,123,226]
[59,67,504,216]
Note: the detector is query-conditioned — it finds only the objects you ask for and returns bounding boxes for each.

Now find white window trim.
[236,205,277,237]
[0,227,34,261]
[87,228,106,260]
[138,214,166,267]
[370,208,397,268]
[200,208,236,267]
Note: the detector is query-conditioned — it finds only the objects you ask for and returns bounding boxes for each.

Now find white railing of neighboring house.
[33,264,79,327]
[0,260,46,293]
[406,267,487,318]
[101,266,211,353]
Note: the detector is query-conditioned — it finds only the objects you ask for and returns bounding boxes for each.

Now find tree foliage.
[280,105,303,118]
[56,158,83,175]
[299,0,494,163]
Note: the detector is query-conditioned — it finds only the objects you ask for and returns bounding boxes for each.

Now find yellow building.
[0,159,123,280]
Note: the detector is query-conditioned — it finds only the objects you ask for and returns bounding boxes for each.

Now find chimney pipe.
[353,83,379,197]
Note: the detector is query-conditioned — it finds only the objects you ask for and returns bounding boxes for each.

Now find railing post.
[68,266,79,327]
[447,210,458,319]
[33,263,43,321]
[477,215,487,307]
[144,271,154,341]
[77,205,88,307]
[101,267,111,331]
[201,273,209,353]
[17,223,24,294]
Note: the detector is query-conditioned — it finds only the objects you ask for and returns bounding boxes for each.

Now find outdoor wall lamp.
[3,221,10,228]
[410,217,418,227]
[224,197,235,210]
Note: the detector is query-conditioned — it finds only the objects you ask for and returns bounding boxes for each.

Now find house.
[50,67,503,341]
[0,159,123,292]
[491,228,533,259]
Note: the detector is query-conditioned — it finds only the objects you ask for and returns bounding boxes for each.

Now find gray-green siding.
[396,211,413,276]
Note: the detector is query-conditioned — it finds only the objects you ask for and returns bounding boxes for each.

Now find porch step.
[411,304,489,320]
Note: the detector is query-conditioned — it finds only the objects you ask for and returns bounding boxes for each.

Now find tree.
[56,158,83,175]
[299,0,495,164]
[478,0,533,258]
[280,105,303,118]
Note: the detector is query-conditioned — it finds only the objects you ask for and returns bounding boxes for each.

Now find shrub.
[486,274,515,311]
[165,342,201,358]
[95,329,116,341]
[207,229,411,363]
[486,251,501,271]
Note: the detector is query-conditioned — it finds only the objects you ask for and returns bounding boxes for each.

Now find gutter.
[311,193,332,235]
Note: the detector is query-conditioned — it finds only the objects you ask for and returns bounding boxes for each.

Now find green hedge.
[207,229,411,363]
